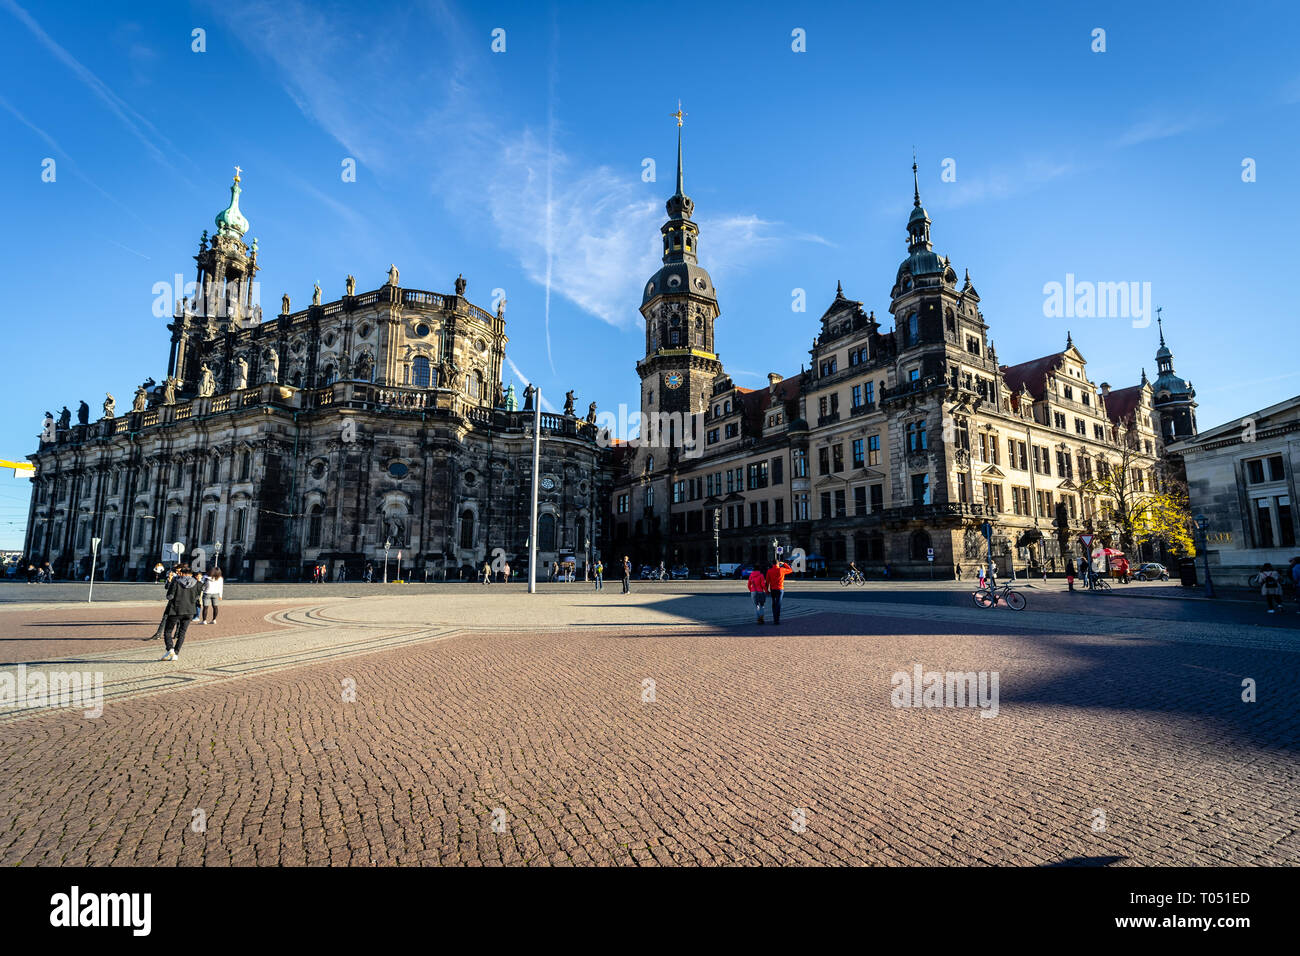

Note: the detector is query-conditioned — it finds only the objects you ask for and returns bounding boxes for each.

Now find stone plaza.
[1,580,1295,866]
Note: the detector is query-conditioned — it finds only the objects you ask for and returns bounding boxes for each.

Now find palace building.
[24,172,610,581]
[609,134,1191,576]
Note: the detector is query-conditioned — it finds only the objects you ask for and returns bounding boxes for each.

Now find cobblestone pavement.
[0,588,1296,866]
[0,600,315,664]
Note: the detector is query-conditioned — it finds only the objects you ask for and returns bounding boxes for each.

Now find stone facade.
[24,175,611,581]
[1169,396,1300,586]
[610,157,1178,577]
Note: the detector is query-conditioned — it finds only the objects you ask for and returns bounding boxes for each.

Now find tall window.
[234,508,247,544]
[203,510,216,544]
[911,473,930,505]
[539,513,557,552]
[307,504,323,548]
[459,509,475,549]
[240,450,251,481]
[413,356,431,388]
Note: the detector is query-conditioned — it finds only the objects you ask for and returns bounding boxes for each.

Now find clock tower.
[636,107,723,430]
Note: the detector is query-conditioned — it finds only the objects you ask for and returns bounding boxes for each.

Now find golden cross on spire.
[671,100,686,128]
[233,164,243,182]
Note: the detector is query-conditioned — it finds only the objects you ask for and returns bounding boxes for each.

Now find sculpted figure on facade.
[57,406,71,431]
[198,364,216,397]
[263,348,279,384]
[102,393,116,419]
[162,377,177,405]
[564,390,576,417]
[387,264,399,286]
[235,356,249,389]
[312,282,322,306]
[281,292,290,314]
[346,274,355,296]
[132,385,148,412]
[454,273,467,296]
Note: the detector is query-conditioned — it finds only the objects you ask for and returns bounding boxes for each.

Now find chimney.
[768,372,784,388]
[1099,382,1111,397]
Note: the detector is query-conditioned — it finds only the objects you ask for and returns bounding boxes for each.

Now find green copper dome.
[215,169,249,238]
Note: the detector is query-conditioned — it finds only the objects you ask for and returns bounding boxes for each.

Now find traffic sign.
[1079,533,1095,551]
[926,547,934,562]
[776,546,784,555]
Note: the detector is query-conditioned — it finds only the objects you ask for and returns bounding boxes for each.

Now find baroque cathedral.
[608,127,1197,576]
[24,171,610,581]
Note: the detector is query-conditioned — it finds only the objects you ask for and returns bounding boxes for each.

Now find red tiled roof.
[999,353,1065,399]
[1103,384,1144,424]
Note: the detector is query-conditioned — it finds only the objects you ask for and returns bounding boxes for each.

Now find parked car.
[1134,562,1170,582]
[670,565,690,580]
[713,563,741,578]
[734,565,755,579]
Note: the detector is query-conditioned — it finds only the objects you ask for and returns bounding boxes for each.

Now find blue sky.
[2,0,1298,547]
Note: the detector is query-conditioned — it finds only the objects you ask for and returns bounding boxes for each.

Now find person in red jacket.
[747,564,769,624]
[766,560,793,624]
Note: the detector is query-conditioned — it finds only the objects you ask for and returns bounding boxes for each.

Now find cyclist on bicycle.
[848,561,862,582]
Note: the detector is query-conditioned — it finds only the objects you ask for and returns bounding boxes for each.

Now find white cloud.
[211,0,826,330]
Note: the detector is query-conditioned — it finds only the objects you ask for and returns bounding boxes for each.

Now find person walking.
[954,563,962,582]
[1260,563,1283,613]
[748,563,769,624]
[482,561,492,585]
[976,564,986,589]
[594,560,604,591]
[160,565,201,661]
[622,555,631,594]
[1115,554,1131,584]
[1065,556,1076,592]
[364,562,374,583]
[765,558,793,625]
[503,561,511,584]
[200,567,223,624]
[191,568,208,622]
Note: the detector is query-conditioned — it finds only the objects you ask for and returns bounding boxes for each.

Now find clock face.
[540,476,556,490]
[664,372,683,390]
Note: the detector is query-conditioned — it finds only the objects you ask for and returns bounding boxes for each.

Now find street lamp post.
[713,510,720,576]
[1195,514,1215,599]
[213,541,222,573]
[526,385,542,595]
[585,536,590,581]
[87,537,101,603]
[383,538,391,585]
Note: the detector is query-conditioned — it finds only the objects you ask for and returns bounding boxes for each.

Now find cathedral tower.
[1151,310,1197,441]
[636,106,723,428]
[169,167,261,392]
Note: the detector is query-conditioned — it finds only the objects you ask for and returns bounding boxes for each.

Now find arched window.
[290,369,303,388]
[412,356,431,388]
[239,450,251,481]
[209,457,220,483]
[910,530,932,562]
[539,513,557,552]
[307,504,323,548]
[459,509,475,550]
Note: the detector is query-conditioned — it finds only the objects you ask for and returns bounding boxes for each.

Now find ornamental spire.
[215,165,250,239]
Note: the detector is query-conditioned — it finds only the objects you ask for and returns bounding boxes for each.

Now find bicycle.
[840,570,866,586]
[972,580,1026,610]
[1084,572,1111,591]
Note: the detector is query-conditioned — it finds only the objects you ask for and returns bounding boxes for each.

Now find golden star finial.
[671,100,686,128]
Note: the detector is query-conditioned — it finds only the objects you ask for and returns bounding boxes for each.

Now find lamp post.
[713,510,720,576]
[585,536,590,581]
[213,540,222,573]
[87,537,101,603]
[526,385,542,595]
[1195,514,1215,599]
[383,538,391,585]
[981,520,993,583]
